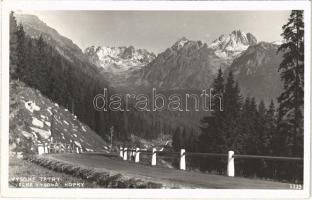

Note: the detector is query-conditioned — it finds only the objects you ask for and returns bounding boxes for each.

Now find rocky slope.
[9,81,109,157]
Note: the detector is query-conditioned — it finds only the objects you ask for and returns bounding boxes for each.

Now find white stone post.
[180,149,186,170]
[151,148,157,166]
[135,148,140,163]
[44,143,48,154]
[227,150,235,177]
[119,146,123,157]
[38,144,44,155]
[123,148,128,160]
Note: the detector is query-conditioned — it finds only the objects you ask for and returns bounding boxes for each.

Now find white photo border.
[1,0,311,199]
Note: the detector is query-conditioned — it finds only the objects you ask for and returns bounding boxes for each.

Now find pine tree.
[264,100,276,155]
[238,97,251,154]
[212,67,224,111]
[257,100,268,154]
[223,71,242,150]
[22,38,32,85]
[277,10,304,157]
[15,24,26,80]
[265,100,278,178]
[172,127,181,152]
[10,12,18,79]
[199,70,242,173]
[199,68,226,154]
[34,35,49,94]
[180,128,187,149]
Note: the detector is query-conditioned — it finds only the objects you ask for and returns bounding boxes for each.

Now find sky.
[21,10,290,53]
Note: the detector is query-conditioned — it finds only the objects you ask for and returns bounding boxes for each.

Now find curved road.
[46,153,290,189]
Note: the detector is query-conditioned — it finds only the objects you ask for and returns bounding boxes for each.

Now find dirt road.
[47,153,290,189]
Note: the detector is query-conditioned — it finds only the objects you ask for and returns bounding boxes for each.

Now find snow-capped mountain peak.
[84,46,156,73]
[209,30,257,59]
[172,37,190,50]
[271,41,283,45]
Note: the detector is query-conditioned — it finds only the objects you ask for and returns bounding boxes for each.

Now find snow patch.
[177,39,188,48]
[64,121,69,125]
[272,41,282,45]
[214,50,228,59]
[81,126,86,132]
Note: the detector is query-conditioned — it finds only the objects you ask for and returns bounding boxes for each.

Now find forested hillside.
[171,11,304,183]
[10,13,130,141]
[10,12,191,143]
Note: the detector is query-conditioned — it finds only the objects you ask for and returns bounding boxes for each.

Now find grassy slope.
[9,157,100,188]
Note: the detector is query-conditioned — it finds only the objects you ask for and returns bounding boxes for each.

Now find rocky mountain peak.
[172,37,190,50]
[246,33,257,45]
[84,45,155,74]
[209,30,258,59]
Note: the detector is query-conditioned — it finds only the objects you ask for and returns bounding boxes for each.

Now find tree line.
[10,12,128,141]
[172,10,304,183]
[9,12,193,143]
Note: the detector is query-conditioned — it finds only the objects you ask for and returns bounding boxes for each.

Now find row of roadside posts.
[37,142,83,155]
[118,147,235,177]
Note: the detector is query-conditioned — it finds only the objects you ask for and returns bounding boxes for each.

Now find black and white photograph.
[0,0,311,199]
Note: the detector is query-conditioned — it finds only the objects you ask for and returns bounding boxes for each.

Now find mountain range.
[85,46,156,73]
[84,45,156,87]
[15,13,283,104]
